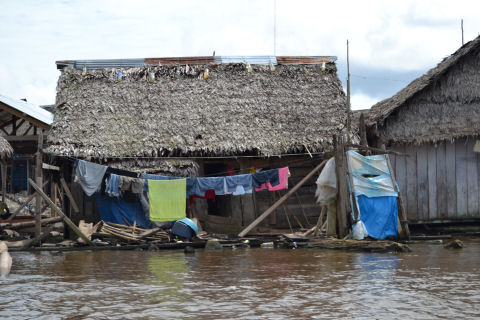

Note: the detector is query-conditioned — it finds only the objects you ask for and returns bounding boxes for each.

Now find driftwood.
[306,238,411,252]
[0,216,62,230]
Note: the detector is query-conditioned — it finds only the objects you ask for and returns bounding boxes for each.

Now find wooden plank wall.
[390,137,480,222]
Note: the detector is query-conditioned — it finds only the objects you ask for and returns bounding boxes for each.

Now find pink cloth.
[255,167,289,192]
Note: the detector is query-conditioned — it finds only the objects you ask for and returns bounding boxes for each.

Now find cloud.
[350,92,381,111]
[1,0,480,106]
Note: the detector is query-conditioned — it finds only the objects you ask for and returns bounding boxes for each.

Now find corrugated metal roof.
[216,56,277,65]
[56,56,337,70]
[0,94,54,126]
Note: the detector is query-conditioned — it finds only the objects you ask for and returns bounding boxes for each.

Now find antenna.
[273,0,277,55]
[461,19,464,45]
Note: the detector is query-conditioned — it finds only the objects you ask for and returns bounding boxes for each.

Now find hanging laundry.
[192,177,226,196]
[148,179,186,221]
[119,176,144,194]
[225,174,253,195]
[95,193,151,229]
[141,173,197,199]
[255,167,289,192]
[189,189,216,204]
[252,169,280,188]
[75,159,108,196]
[105,173,120,197]
[227,168,235,176]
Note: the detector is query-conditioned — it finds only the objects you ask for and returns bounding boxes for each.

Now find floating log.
[306,238,411,252]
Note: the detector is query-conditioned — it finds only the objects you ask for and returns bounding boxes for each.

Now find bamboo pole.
[28,178,95,246]
[238,160,327,237]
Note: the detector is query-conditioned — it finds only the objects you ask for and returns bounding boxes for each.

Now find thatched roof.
[46,57,349,159]
[107,159,198,177]
[368,35,480,128]
[0,136,13,159]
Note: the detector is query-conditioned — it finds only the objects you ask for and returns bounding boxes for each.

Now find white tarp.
[315,157,337,206]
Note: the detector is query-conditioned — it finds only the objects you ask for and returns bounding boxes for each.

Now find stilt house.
[46,56,351,233]
[367,36,480,224]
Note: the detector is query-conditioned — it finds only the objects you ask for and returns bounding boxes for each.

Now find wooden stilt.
[334,136,350,238]
[35,132,43,238]
[1,160,6,202]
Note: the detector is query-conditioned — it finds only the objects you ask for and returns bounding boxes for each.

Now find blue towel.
[225,174,253,195]
[252,169,280,188]
[193,177,226,196]
[105,174,120,197]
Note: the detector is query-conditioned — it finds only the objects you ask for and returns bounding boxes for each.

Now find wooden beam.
[60,177,80,213]
[35,132,43,238]
[386,155,410,239]
[0,216,62,229]
[28,178,95,246]
[23,124,34,136]
[335,137,349,238]
[238,160,327,237]
[42,163,60,171]
[0,101,50,131]
[1,160,6,202]
[5,135,47,142]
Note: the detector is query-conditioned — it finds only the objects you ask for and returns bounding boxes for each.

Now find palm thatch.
[0,136,13,159]
[368,36,480,144]
[107,159,198,177]
[45,60,349,159]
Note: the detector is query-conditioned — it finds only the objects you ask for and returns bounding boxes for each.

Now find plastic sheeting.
[95,194,151,229]
[315,157,337,205]
[346,150,397,198]
[357,195,398,239]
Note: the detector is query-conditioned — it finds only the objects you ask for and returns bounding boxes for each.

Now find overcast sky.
[1,0,479,110]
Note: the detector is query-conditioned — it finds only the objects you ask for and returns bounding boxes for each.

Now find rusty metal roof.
[56,56,337,70]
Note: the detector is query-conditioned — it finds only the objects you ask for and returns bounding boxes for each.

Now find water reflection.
[0,240,478,319]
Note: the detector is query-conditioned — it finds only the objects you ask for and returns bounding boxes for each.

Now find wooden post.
[60,177,80,213]
[334,136,349,238]
[359,113,368,148]
[313,205,326,236]
[326,202,337,236]
[386,155,410,239]
[28,178,95,246]
[35,132,43,238]
[238,160,327,237]
[1,159,6,202]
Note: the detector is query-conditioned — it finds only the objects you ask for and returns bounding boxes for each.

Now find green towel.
[148,179,186,221]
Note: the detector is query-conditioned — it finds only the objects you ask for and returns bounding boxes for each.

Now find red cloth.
[188,189,216,204]
[227,168,235,176]
[255,167,289,192]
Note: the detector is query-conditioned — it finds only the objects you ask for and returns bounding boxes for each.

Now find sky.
[1,0,480,110]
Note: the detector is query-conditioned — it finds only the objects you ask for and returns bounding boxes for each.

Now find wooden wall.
[389,137,480,222]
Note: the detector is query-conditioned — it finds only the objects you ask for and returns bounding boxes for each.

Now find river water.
[1,239,479,320]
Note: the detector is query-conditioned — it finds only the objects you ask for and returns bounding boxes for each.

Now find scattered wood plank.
[28,178,95,246]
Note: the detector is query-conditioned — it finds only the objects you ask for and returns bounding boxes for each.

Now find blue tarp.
[357,195,398,239]
[95,193,151,229]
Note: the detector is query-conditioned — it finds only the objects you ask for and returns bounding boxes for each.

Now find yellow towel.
[148,179,186,221]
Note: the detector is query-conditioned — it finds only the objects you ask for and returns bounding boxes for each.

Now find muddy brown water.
[1,239,479,320]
